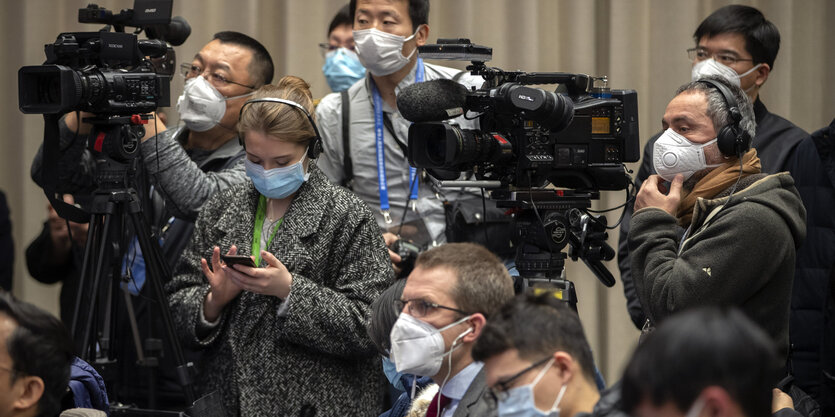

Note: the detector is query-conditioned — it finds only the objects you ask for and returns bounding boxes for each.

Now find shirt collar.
[440,361,483,400]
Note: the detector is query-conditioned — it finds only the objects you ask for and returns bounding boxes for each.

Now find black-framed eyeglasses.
[686,47,754,67]
[488,356,553,403]
[179,63,256,90]
[394,298,470,318]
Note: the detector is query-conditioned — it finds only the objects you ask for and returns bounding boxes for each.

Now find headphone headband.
[238,97,322,158]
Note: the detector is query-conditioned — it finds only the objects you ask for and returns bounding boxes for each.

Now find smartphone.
[220,254,257,268]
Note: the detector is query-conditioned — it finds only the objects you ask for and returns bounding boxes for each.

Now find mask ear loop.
[436,323,474,414]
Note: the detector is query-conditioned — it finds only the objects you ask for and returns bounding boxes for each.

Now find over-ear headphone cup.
[717,125,751,157]
[717,125,737,157]
[307,138,322,159]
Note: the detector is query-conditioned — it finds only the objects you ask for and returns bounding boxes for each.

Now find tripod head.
[495,188,617,309]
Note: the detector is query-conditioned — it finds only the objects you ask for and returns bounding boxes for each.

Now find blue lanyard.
[371,58,424,223]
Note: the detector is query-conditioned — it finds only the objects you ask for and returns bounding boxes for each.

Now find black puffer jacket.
[788,118,835,417]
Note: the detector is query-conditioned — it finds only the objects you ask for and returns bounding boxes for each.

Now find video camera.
[398,39,642,299]
[398,39,640,191]
[18,1,190,116]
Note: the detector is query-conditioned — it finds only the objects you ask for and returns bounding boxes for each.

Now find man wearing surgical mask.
[315,0,486,275]
[473,294,628,417]
[389,243,514,417]
[628,76,805,360]
[616,5,809,331]
[320,4,366,92]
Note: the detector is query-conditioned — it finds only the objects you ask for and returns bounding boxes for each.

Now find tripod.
[58,116,215,416]
[495,188,617,310]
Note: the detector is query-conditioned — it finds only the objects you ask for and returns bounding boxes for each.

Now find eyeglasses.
[394,298,470,318]
[318,42,356,57]
[179,63,255,90]
[687,47,754,67]
[488,356,553,402]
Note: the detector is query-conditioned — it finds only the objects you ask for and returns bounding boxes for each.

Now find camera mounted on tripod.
[18,1,190,117]
[398,39,641,304]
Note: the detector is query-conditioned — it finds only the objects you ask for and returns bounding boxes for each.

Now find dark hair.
[621,307,781,417]
[367,278,407,355]
[212,31,274,87]
[472,293,597,384]
[349,0,430,31]
[328,4,353,36]
[0,292,74,417]
[415,243,514,319]
[693,5,780,70]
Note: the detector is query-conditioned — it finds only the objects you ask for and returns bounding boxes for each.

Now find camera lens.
[407,122,514,170]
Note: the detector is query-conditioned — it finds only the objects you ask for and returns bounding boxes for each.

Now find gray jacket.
[629,172,806,356]
[167,164,393,416]
[31,120,248,222]
[315,62,483,245]
[452,369,496,417]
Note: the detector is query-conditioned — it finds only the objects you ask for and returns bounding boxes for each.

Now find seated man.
[473,293,627,417]
[628,75,805,358]
[621,307,798,417]
[0,292,75,417]
[391,242,515,417]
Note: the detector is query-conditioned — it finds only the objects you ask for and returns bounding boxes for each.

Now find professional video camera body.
[15,2,222,416]
[398,39,641,306]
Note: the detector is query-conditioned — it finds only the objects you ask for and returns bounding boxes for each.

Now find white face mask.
[691,58,761,89]
[389,313,472,376]
[684,397,706,417]
[653,128,722,182]
[176,76,254,132]
[353,27,420,76]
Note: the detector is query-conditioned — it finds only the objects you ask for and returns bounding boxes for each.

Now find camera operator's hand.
[772,388,795,413]
[46,195,88,262]
[63,111,167,142]
[202,245,244,322]
[224,251,292,299]
[383,232,403,276]
[634,174,683,216]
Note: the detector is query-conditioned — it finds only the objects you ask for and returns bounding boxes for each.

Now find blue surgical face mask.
[244,155,309,199]
[498,358,566,417]
[322,48,366,92]
[381,355,407,391]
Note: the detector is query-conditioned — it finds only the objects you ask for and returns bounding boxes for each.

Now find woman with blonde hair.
[167,76,393,416]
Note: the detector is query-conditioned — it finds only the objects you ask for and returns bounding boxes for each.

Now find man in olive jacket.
[629,76,805,359]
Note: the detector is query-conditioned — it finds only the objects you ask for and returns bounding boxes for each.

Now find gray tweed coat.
[167,164,393,416]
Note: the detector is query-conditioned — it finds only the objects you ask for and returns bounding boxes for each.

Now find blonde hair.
[237,75,316,145]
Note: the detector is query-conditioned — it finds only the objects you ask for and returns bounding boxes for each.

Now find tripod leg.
[127,210,196,404]
[71,212,101,338]
[80,207,115,361]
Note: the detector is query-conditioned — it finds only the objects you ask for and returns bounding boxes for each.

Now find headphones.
[238,98,323,159]
[696,78,752,158]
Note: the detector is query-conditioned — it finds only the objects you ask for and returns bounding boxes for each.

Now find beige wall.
[3,0,833,383]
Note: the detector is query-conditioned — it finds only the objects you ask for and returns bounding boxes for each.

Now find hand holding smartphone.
[220,254,257,268]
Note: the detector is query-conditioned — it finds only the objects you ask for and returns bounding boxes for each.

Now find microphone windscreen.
[397,78,468,123]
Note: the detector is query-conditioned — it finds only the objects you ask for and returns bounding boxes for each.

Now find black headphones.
[238,98,323,159]
[696,78,752,158]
